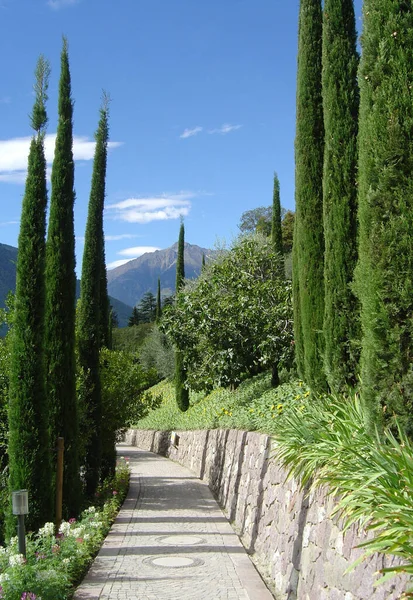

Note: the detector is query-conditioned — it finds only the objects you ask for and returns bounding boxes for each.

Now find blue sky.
[0,0,363,273]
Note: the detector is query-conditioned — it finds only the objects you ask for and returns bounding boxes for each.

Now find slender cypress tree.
[322,0,359,393]
[271,172,284,277]
[202,253,206,270]
[355,1,413,433]
[77,97,109,495]
[44,37,81,517]
[175,221,189,411]
[156,278,162,324]
[293,0,325,390]
[8,57,53,533]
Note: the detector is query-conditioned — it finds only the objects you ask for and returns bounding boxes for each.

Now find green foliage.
[156,278,161,323]
[44,37,80,518]
[281,211,294,254]
[112,323,153,351]
[0,463,129,600]
[131,373,307,433]
[322,0,359,393]
[271,393,413,589]
[355,0,413,434]
[128,307,140,327]
[238,206,273,235]
[99,348,158,478]
[8,58,53,535]
[77,99,109,496]
[162,235,294,391]
[293,0,326,390]
[139,326,175,380]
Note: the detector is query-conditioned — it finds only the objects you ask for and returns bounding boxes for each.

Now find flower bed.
[0,458,130,600]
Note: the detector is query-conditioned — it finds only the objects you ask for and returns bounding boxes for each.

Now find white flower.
[59,521,71,536]
[90,521,103,528]
[70,527,85,538]
[0,573,10,582]
[0,547,6,555]
[38,522,55,537]
[62,557,71,564]
[87,506,96,513]
[9,553,25,567]
[84,534,91,541]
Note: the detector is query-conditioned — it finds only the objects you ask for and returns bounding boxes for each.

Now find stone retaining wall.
[125,428,409,600]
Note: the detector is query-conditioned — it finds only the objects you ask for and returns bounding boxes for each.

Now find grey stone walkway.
[74,444,273,600]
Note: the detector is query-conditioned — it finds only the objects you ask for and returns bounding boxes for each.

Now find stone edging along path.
[125,428,409,600]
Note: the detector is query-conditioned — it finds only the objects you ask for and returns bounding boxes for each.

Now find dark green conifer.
[175,221,189,411]
[355,1,413,432]
[77,97,109,494]
[8,57,53,533]
[322,0,359,393]
[156,278,162,323]
[293,0,325,389]
[44,37,81,517]
[271,172,284,277]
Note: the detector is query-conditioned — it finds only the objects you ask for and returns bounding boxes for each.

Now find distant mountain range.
[0,241,211,329]
[0,243,133,329]
[107,242,211,307]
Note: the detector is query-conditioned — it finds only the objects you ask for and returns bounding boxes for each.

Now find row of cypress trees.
[293,0,413,432]
[8,40,111,532]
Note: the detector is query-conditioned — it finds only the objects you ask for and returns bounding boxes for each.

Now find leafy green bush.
[99,348,158,477]
[139,326,174,379]
[162,235,294,391]
[112,323,153,352]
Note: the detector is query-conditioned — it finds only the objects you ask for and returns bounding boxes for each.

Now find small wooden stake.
[55,437,64,534]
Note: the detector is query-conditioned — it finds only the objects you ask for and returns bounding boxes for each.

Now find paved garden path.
[74,443,273,600]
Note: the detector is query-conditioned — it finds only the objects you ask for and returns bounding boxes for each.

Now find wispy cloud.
[118,246,160,257]
[0,134,122,184]
[48,0,79,9]
[208,123,242,135]
[106,192,193,224]
[180,126,203,139]
[107,246,161,270]
[105,233,138,242]
[107,259,132,270]
[0,220,19,226]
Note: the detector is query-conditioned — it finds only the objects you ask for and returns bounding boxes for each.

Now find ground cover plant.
[0,458,129,600]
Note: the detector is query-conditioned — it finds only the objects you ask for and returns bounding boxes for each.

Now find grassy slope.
[132,372,311,434]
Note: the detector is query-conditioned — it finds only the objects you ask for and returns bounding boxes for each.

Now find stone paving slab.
[74,444,274,600]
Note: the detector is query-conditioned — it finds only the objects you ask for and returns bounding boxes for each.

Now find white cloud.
[208,123,242,135]
[180,126,203,139]
[0,220,19,226]
[48,0,79,9]
[107,259,133,270]
[0,134,122,184]
[106,192,193,224]
[118,246,160,257]
[105,233,137,242]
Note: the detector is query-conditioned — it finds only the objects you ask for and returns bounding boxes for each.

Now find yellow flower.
[271,405,275,410]
[295,395,301,400]
[277,403,283,410]
[304,391,310,398]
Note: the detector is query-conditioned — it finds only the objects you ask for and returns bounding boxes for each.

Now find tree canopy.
[162,235,294,391]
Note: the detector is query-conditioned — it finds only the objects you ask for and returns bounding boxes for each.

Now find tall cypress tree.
[8,57,53,533]
[156,278,162,324]
[355,1,413,432]
[271,172,284,277]
[175,221,189,411]
[293,0,325,390]
[322,0,359,393]
[44,37,81,518]
[77,98,109,495]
